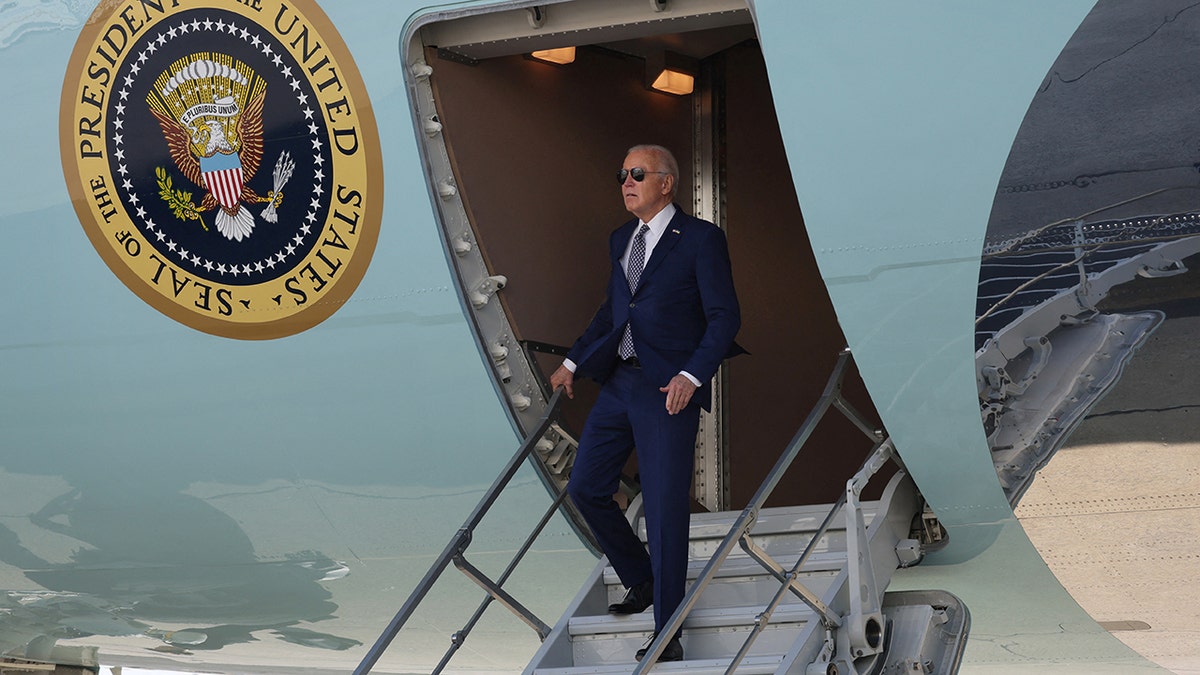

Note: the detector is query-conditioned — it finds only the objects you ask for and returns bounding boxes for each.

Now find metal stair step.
[569,600,815,636]
[601,550,848,586]
[638,501,879,542]
[606,573,839,614]
[602,553,844,610]
[533,654,784,675]
[569,617,806,666]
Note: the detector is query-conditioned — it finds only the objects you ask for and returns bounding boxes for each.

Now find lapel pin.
[672,229,680,234]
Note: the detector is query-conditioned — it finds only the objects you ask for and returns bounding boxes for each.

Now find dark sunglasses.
[617,167,669,184]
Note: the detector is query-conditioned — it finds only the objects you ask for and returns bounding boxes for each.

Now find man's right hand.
[550,365,575,399]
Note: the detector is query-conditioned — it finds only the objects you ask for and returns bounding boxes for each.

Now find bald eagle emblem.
[147,53,290,241]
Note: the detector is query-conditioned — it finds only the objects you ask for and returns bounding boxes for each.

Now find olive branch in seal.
[155,167,208,231]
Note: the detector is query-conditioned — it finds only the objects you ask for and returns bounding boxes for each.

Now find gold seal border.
[60,0,383,340]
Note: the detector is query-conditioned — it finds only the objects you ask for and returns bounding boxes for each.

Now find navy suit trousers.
[567,362,700,633]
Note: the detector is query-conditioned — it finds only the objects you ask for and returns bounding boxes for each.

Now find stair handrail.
[354,388,568,675]
[634,348,892,673]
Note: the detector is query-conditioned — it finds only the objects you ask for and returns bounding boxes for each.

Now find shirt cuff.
[680,371,702,387]
[562,359,577,373]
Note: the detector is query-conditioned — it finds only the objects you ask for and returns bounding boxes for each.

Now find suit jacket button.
[629,302,636,308]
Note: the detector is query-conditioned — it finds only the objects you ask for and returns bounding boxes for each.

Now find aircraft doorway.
[406,1,882,513]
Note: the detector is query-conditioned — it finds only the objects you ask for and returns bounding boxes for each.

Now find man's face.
[621,150,672,220]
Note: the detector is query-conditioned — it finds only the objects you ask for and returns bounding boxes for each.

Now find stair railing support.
[354,389,567,675]
[428,488,568,674]
[635,348,895,673]
[726,439,895,675]
[452,555,553,638]
[844,440,894,660]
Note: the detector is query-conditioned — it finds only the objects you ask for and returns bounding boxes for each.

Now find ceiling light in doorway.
[530,47,576,64]
[650,69,694,95]
[646,51,697,96]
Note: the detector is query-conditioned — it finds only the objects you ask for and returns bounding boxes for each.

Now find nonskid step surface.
[601,549,849,587]
[534,653,784,675]
[569,622,804,667]
[637,501,880,542]
[603,570,840,614]
[569,600,816,636]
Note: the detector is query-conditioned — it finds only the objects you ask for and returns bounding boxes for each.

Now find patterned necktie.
[619,224,649,360]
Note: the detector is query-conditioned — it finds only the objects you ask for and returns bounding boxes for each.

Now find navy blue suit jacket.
[566,206,742,411]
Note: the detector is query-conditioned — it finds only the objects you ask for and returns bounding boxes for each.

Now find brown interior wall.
[427,46,693,346]
[721,43,884,508]
[427,46,693,430]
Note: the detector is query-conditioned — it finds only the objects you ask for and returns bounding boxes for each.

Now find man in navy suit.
[551,144,741,662]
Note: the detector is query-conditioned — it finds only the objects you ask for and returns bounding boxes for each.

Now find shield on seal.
[200,151,245,211]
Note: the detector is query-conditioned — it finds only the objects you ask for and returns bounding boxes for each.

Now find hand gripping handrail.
[634,349,892,674]
[354,388,567,675]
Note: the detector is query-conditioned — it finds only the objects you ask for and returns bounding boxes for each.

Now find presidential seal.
[60,0,382,339]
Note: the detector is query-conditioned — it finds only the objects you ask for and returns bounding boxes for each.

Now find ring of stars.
[111,13,328,280]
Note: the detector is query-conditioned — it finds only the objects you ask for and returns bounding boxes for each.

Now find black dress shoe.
[636,634,683,662]
[608,579,653,614]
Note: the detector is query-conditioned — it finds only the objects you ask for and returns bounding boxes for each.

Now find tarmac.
[1016,310,1200,675]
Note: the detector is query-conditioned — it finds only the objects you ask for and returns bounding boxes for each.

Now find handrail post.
[844,440,894,660]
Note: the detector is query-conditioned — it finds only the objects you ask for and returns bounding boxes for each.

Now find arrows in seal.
[262,151,295,223]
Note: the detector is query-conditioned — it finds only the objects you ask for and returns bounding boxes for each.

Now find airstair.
[525,452,966,675]
[356,350,969,675]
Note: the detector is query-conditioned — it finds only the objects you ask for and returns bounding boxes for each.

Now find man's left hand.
[659,375,697,415]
